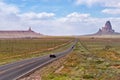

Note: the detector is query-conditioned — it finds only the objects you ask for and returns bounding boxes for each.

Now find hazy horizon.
[0,0,120,36]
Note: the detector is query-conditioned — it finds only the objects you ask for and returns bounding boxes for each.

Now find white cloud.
[75,0,120,8]
[104,0,120,8]
[0,1,22,30]
[67,12,90,18]
[75,0,102,6]
[102,8,120,15]
[0,2,19,14]
[0,1,55,31]
[75,0,120,15]
[59,12,90,22]
[19,12,55,20]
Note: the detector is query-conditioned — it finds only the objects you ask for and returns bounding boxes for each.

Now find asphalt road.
[0,40,77,80]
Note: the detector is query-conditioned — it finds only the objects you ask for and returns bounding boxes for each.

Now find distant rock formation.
[0,27,43,38]
[95,21,120,35]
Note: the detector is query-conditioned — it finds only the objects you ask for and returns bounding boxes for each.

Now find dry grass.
[39,37,120,80]
[0,37,74,65]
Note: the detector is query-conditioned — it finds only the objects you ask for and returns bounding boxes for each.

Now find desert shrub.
[83,74,94,79]
[95,59,104,64]
[104,45,112,50]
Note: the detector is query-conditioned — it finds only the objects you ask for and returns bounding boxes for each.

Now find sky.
[0,0,120,35]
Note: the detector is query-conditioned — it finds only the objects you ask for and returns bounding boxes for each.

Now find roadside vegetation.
[39,37,120,80]
[1,37,119,80]
[0,37,74,65]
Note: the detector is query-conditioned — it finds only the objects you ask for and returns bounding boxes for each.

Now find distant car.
[72,46,74,49]
[49,54,56,58]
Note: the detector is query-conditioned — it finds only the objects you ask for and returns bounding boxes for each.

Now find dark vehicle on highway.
[49,54,56,58]
[72,46,74,49]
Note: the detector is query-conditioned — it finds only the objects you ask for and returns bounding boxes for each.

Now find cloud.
[67,12,90,18]
[0,1,22,30]
[102,8,120,15]
[103,0,120,8]
[75,0,120,8]
[59,12,90,23]
[0,1,55,31]
[19,12,55,20]
[75,0,120,15]
[0,1,19,14]
[75,0,102,6]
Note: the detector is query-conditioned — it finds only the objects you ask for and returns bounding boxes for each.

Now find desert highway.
[0,40,77,80]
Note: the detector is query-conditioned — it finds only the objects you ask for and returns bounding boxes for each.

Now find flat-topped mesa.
[0,27,43,38]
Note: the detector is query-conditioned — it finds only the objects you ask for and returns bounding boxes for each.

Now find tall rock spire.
[95,21,120,35]
[101,21,114,33]
[28,27,33,32]
[29,27,31,31]
[104,21,112,30]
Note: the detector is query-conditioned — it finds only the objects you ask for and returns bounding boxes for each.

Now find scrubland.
[1,37,119,80]
[39,37,120,80]
[0,37,73,65]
